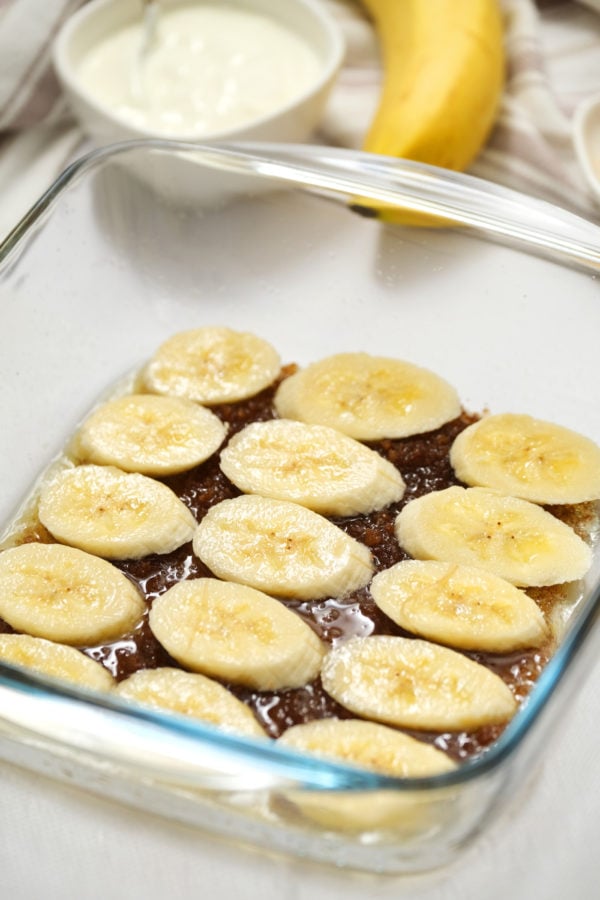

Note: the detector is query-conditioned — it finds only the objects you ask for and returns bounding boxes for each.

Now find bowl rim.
[573,93,600,206]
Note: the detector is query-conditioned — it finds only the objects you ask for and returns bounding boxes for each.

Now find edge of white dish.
[573,93,600,207]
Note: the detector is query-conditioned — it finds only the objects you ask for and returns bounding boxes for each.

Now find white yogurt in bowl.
[54,0,344,146]
[76,4,324,139]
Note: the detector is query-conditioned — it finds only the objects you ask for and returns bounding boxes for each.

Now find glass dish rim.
[2,139,600,273]
[1,138,599,795]
[1,577,598,793]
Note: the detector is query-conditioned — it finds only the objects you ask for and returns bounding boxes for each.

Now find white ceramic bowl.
[573,93,600,208]
[53,0,344,146]
[53,0,344,207]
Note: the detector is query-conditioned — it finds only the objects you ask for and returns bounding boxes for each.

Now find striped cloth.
[0,0,82,130]
[0,0,599,236]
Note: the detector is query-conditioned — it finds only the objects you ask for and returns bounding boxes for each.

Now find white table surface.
[1,4,600,894]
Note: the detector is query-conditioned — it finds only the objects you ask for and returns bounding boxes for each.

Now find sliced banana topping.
[321,635,517,731]
[193,495,373,600]
[396,486,592,587]
[450,413,600,504]
[149,578,325,690]
[116,667,267,737]
[273,352,461,440]
[38,464,197,560]
[278,719,455,777]
[142,326,281,405]
[0,543,145,644]
[219,419,405,516]
[4,326,596,774]
[371,560,549,653]
[0,634,115,691]
[73,394,227,476]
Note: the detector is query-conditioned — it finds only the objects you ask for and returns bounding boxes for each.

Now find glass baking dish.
[1,141,600,875]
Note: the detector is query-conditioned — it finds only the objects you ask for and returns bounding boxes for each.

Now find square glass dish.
[1,141,600,875]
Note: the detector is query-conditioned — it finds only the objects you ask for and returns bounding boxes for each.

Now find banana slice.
[395,486,592,587]
[278,719,454,777]
[273,353,461,440]
[450,413,600,504]
[219,419,405,516]
[321,635,517,731]
[192,495,373,600]
[116,667,267,737]
[38,464,197,559]
[0,634,115,691]
[275,718,455,833]
[0,543,145,644]
[370,560,549,653]
[142,326,281,405]
[149,579,325,690]
[73,394,227,476]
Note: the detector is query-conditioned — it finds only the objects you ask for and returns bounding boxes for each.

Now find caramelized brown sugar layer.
[3,367,594,763]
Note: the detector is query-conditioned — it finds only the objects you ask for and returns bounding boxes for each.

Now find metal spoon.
[131,0,160,100]
[140,0,159,59]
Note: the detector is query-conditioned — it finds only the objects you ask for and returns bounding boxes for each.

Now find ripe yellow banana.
[355,0,505,225]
